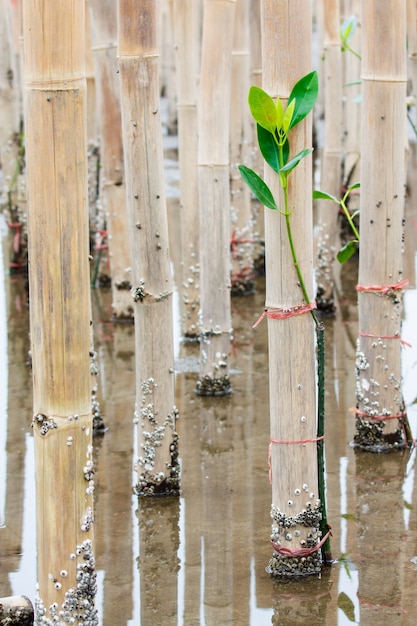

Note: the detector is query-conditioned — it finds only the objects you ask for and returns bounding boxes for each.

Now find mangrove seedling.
[313,182,360,263]
[238,71,319,322]
[239,71,332,563]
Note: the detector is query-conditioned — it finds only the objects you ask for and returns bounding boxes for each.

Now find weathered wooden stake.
[354,0,410,451]
[260,0,323,577]
[196,0,236,396]
[117,0,180,495]
[22,0,98,621]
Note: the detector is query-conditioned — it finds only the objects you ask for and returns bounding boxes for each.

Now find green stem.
[282,184,319,326]
[407,111,417,140]
[340,193,360,241]
[316,322,332,564]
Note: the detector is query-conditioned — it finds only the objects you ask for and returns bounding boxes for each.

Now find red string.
[95,229,108,251]
[355,408,407,421]
[359,330,411,349]
[253,301,317,328]
[230,230,255,258]
[8,221,21,254]
[356,279,409,294]
[271,527,332,558]
[231,265,256,286]
[268,436,325,483]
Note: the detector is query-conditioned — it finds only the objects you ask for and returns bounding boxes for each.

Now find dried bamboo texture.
[260,0,321,577]
[408,0,417,99]
[230,0,255,297]
[22,0,97,621]
[341,0,361,199]
[196,0,236,396]
[355,0,408,450]
[117,0,179,496]
[174,0,200,339]
[159,0,177,134]
[0,0,21,199]
[249,0,265,267]
[89,0,132,321]
[315,0,342,315]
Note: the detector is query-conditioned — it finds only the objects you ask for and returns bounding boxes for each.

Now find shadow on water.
[2,150,417,624]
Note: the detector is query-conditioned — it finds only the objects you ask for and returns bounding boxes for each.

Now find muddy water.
[2,149,417,624]
[1,243,417,625]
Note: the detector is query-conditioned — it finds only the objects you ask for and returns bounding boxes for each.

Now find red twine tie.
[253,301,317,328]
[268,436,325,484]
[356,279,409,294]
[359,330,411,349]
[271,527,332,557]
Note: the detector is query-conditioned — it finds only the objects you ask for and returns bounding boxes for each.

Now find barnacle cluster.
[35,540,98,625]
[267,502,323,578]
[134,393,180,497]
[33,414,58,436]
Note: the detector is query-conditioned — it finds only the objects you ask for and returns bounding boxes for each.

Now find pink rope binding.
[252,301,317,328]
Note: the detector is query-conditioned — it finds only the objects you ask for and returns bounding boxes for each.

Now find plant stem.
[316,321,332,564]
[340,191,360,241]
[282,183,319,325]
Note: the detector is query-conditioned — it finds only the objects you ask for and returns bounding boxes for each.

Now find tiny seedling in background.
[313,182,361,264]
[340,15,361,60]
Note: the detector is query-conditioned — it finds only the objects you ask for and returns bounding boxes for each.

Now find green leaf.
[248,86,277,134]
[288,71,318,129]
[337,592,356,622]
[257,125,281,173]
[337,240,358,264]
[282,98,295,133]
[313,189,339,202]
[347,181,360,191]
[340,15,358,45]
[276,98,284,131]
[238,165,278,210]
[341,513,357,522]
[280,148,312,174]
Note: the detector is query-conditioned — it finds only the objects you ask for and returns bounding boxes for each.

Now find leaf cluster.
[238,71,318,213]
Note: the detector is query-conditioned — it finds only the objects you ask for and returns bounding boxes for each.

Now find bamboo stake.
[22,0,98,621]
[249,0,265,270]
[230,0,255,297]
[407,0,417,122]
[260,0,323,577]
[196,0,236,396]
[117,0,180,496]
[354,0,410,451]
[173,0,200,340]
[315,0,342,315]
[89,0,133,320]
[341,0,361,208]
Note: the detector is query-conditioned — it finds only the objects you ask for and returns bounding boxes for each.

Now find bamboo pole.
[89,0,133,320]
[196,0,236,396]
[315,0,342,315]
[22,0,98,621]
[407,0,417,122]
[173,0,200,340]
[341,0,361,207]
[354,0,409,450]
[230,0,255,297]
[159,0,177,134]
[260,0,323,577]
[117,0,180,496]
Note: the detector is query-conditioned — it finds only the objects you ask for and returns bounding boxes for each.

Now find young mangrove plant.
[313,182,360,264]
[239,70,332,574]
[239,72,319,322]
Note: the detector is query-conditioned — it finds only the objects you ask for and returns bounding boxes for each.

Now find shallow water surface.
[1,243,417,624]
